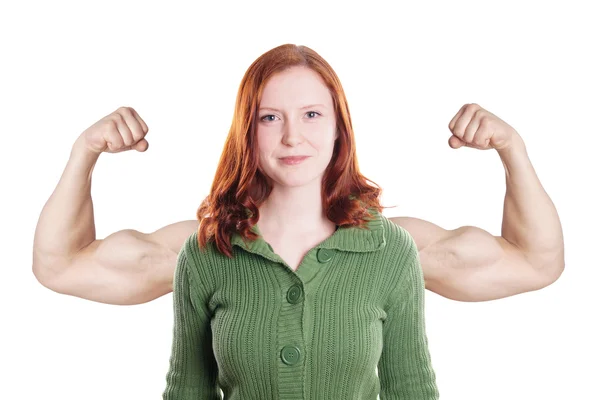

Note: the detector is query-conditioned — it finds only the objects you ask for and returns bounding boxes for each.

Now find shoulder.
[180,229,219,260]
[380,213,423,285]
[380,213,419,260]
[172,231,199,279]
[175,230,199,263]
[178,230,215,279]
[377,214,425,309]
[387,215,454,252]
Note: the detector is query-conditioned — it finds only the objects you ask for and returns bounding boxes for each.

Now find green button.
[281,345,301,365]
[286,284,303,304]
[317,248,333,263]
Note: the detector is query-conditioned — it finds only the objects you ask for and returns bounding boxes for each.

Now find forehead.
[260,66,332,108]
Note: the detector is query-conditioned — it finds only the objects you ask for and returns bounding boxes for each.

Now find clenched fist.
[447,103,519,152]
[80,106,149,154]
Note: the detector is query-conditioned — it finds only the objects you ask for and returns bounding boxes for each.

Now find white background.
[1,0,598,399]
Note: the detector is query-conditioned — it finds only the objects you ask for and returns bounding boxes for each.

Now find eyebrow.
[259,104,326,112]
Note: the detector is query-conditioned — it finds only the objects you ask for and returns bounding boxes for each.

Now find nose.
[281,120,305,146]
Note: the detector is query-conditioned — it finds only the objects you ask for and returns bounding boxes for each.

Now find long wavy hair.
[196,43,389,257]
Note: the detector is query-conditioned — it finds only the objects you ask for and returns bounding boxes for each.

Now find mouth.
[279,156,310,165]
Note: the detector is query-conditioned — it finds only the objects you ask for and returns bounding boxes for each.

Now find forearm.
[498,134,565,273]
[33,135,100,278]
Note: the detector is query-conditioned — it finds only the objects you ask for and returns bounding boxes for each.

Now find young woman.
[31,42,564,398]
[161,44,438,399]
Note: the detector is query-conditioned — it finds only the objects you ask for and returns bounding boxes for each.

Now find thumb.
[133,138,149,152]
[448,135,465,149]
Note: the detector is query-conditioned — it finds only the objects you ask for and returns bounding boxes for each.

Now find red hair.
[196,44,390,257]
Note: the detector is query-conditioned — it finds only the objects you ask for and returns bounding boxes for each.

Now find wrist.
[67,135,101,182]
[497,134,530,178]
[497,132,526,158]
[71,135,101,163]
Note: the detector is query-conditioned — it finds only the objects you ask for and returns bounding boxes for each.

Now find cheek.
[314,132,337,152]
[256,131,275,154]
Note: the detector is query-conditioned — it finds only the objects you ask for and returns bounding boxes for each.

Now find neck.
[257,181,335,236]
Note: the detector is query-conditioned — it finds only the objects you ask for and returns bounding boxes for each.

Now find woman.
[162,44,439,399]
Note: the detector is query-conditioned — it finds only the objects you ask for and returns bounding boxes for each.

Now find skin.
[32,67,565,305]
[254,66,340,272]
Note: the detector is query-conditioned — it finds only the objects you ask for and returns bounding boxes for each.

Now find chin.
[275,179,313,188]
[272,174,321,189]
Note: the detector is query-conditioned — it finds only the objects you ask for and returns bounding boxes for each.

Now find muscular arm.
[30,134,197,305]
[34,220,197,305]
[391,216,561,302]
[31,121,198,305]
[395,125,565,302]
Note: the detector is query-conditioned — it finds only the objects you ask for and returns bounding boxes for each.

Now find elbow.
[550,252,566,282]
[32,262,51,288]
[32,264,58,292]
[32,260,68,294]
[531,250,565,291]
[32,250,63,290]
[541,259,565,288]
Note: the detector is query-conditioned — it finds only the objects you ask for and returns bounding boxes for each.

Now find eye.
[260,114,278,122]
[259,111,321,122]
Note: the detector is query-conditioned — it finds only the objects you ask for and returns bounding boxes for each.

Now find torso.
[261,226,338,272]
[271,245,308,271]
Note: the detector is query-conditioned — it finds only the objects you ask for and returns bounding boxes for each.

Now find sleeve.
[162,248,221,400]
[377,246,440,399]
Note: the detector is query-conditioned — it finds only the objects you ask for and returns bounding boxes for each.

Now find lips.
[279,156,309,161]
[279,156,310,165]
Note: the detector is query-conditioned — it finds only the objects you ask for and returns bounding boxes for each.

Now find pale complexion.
[254,66,339,272]
[32,69,564,305]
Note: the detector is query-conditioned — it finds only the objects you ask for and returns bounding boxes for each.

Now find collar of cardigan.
[230,208,386,262]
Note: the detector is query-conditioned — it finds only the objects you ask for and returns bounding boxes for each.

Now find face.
[256,66,338,189]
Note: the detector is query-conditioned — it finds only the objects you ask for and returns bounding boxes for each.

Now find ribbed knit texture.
[162,210,439,399]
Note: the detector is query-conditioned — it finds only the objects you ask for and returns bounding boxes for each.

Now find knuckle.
[466,103,478,112]
[112,112,125,123]
[105,119,119,132]
[132,132,144,142]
